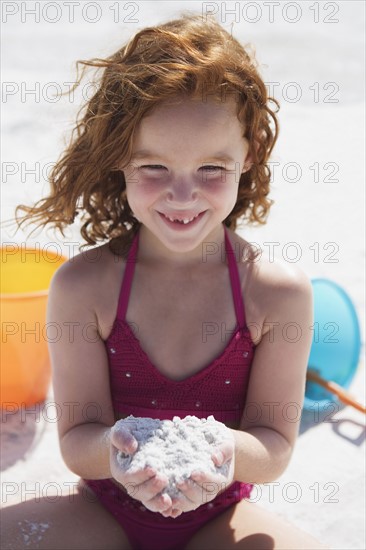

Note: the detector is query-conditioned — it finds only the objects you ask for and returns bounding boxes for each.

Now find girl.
[4,13,327,550]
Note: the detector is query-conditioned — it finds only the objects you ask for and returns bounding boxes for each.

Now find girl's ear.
[242,132,262,173]
[242,151,254,173]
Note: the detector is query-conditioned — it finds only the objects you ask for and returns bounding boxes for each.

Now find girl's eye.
[139,165,166,170]
[200,165,225,173]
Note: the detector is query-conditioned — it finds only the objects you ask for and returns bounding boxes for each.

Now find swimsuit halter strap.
[116,230,139,321]
[223,225,246,329]
[117,225,246,329]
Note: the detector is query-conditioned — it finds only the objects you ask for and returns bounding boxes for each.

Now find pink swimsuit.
[84,224,256,550]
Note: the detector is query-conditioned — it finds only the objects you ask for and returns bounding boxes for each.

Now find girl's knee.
[0,495,130,550]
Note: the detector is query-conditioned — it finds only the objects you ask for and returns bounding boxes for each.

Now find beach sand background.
[1,2,365,549]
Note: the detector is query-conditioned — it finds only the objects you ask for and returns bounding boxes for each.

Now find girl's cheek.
[199,176,238,195]
[128,178,166,196]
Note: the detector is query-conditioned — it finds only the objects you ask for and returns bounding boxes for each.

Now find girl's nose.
[165,177,199,204]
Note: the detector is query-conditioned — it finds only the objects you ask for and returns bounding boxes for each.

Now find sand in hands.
[114,415,233,498]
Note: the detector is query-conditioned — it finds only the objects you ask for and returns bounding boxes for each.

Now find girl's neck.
[137,223,227,271]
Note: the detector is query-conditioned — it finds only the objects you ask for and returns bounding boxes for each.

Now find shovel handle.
[306,369,366,414]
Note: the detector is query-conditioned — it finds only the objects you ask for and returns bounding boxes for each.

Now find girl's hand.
[109,422,173,515]
[162,435,236,518]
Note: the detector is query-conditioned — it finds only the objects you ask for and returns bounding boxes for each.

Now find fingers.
[124,470,172,513]
[161,507,183,518]
[190,470,227,486]
[144,488,173,514]
[175,479,202,504]
[212,450,224,467]
[111,425,138,455]
[167,511,183,518]
[211,439,234,467]
[176,472,227,509]
[115,464,156,489]
[137,473,170,503]
[114,466,173,514]
[172,480,203,512]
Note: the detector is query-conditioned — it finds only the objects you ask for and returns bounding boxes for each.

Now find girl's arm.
[231,263,314,484]
[162,264,314,517]
[48,253,183,514]
[47,253,116,480]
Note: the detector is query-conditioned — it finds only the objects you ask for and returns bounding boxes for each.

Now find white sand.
[1,2,365,549]
[114,415,232,498]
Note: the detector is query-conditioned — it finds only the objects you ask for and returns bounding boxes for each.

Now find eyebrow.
[131,150,236,163]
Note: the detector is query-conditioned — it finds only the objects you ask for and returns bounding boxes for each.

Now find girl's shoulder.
[54,240,119,276]
[49,242,125,306]
[231,230,311,290]
[232,231,312,326]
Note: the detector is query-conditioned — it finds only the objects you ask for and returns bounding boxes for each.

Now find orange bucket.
[0,245,67,407]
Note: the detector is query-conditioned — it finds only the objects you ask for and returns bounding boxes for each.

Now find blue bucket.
[304,278,362,411]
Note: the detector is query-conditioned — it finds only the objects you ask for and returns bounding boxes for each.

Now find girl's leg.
[0,481,132,550]
[184,499,329,550]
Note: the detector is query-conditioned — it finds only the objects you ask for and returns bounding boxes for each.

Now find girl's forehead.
[146,96,238,117]
[131,97,247,159]
[137,97,241,134]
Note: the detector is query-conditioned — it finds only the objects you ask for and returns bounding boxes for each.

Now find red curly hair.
[14,13,279,256]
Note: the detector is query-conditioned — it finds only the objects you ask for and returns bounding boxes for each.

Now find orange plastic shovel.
[306,369,366,414]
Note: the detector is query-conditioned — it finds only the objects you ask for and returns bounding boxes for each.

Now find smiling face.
[122,97,251,263]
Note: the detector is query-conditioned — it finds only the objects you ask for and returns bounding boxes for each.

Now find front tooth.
[165,214,197,223]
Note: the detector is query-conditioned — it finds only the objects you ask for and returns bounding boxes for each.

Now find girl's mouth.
[157,210,206,229]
